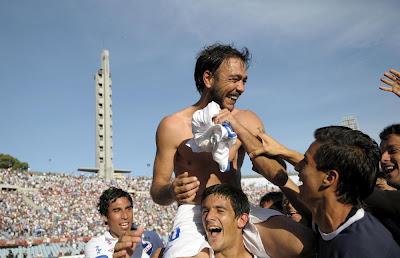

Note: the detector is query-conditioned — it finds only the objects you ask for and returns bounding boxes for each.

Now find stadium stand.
[0,168,288,257]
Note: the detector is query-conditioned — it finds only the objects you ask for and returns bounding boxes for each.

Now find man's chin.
[221,103,235,111]
[388,170,400,185]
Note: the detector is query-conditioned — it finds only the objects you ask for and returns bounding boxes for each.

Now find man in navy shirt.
[233,125,400,257]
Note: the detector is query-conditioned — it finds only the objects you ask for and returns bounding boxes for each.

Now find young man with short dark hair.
[85,187,163,258]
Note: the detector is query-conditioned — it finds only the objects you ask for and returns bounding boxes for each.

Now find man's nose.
[121,210,129,219]
[205,210,216,221]
[237,81,245,93]
[381,150,390,163]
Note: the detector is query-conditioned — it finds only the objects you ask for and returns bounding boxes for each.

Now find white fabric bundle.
[186,101,237,172]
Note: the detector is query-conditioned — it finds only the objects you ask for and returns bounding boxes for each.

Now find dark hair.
[194,43,251,94]
[259,191,283,211]
[98,187,133,217]
[201,184,250,217]
[313,126,380,206]
[379,124,400,141]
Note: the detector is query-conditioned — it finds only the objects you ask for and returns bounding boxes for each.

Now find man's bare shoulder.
[234,108,263,126]
[156,106,195,137]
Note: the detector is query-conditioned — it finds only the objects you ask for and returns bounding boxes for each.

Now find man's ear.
[323,169,339,187]
[237,213,249,229]
[102,215,108,225]
[203,70,214,89]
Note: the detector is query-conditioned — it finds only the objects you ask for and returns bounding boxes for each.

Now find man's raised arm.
[214,109,288,187]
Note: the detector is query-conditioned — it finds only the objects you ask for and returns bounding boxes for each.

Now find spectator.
[259,191,283,212]
[379,124,400,187]
[85,187,163,258]
[282,195,309,226]
[6,250,14,258]
[365,123,400,245]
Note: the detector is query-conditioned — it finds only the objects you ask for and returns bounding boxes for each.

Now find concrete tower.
[340,115,359,130]
[79,50,130,179]
[95,49,114,179]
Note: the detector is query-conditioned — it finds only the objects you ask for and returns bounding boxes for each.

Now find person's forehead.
[109,196,131,207]
[387,134,400,145]
[305,141,320,158]
[218,57,247,71]
[203,194,231,207]
[381,134,400,149]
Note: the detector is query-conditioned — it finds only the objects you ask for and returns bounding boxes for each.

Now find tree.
[0,153,29,171]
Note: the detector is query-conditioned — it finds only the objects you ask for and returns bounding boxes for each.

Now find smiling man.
[295,127,400,257]
[151,43,313,258]
[245,126,400,257]
[201,184,253,258]
[85,187,163,258]
[379,124,400,187]
[365,124,400,245]
[200,184,314,258]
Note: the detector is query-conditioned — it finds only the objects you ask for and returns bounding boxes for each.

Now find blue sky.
[1,1,399,177]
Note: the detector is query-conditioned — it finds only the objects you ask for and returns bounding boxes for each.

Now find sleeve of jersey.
[85,240,109,258]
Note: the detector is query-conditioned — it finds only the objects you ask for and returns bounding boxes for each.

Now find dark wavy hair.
[194,43,251,94]
[379,124,400,141]
[201,183,250,217]
[98,187,133,217]
[313,126,380,206]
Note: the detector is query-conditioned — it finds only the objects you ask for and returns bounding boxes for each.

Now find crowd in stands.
[0,168,273,246]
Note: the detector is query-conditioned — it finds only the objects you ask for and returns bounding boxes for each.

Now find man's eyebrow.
[215,205,227,210]
[229,74,246,79]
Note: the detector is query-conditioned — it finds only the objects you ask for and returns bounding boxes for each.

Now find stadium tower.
[79,49,130,179]
[340,115,359,130]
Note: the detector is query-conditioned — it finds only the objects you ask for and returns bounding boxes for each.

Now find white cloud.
[163,1,399,50]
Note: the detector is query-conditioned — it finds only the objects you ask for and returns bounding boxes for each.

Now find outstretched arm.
[380,68,400,97]
[214,109,289,186]
[248,132,304,167]
[214,110,311,220]
[246,132,312,221]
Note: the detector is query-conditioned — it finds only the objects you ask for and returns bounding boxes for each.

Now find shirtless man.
[151,43,315,258]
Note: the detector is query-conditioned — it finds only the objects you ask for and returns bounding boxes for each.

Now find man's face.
[209,57,247,111]
[380,134,400,185]
[283,200,302,223]
[201,194,246,253]
[295,142,326,207]
[105,197,133,238]
[261,199,274,209]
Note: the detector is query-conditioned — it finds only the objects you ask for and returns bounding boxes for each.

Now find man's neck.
[214,244,253,258]
[194,92,215,110]
[312,198,354,233]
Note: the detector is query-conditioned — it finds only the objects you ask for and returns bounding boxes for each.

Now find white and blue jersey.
[85,230,163,258]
